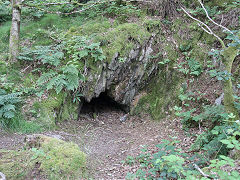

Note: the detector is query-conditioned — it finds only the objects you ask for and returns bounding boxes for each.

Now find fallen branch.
[193,163,212,179]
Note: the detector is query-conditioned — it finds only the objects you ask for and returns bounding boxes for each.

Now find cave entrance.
[78,91,128,118]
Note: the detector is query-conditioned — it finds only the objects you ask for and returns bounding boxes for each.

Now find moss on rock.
[33,92,65,128]
[65,18,151,62]
[133,66,182,120]
[33,92,79,126]
[97,22,151,62]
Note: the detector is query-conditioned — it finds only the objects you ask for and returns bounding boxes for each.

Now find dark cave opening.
[78,91,128,118]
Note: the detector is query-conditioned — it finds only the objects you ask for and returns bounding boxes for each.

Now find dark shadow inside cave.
[78,91,129,118]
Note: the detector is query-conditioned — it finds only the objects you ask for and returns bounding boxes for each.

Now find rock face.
[80,35,158,111]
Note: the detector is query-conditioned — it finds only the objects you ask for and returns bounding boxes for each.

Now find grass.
[20,14,87,46]
[0,112,43,134]
[0,21,11,53]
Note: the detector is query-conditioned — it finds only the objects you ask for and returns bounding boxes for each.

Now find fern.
[0,89,21,119]
[37,65,80,94]
[19,36,104,95]
[37,71,58,85]
[19,46,64,66]
[66,36,106,62]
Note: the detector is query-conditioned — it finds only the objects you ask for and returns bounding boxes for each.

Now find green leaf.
[211,130,219,135]
[227,144,234,148]
[220,139,231,145]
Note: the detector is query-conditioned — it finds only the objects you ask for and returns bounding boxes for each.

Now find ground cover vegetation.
[0,0,239,179]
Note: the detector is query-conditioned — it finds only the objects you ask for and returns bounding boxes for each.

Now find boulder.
[80,35,158,112]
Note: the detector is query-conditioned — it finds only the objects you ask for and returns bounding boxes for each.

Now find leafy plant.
[65,36,106,63]
[187,58,203,76]
[207,155,240,180]
[192,105,229,125]
[0,0,11,22]
[125,138,240,180]
[158,59,170,65]
[18,45,64,66]
[83,1,141,20]
[19,35,106,95]
[208,69,232,81]
[37,64,82,95]
[125,139,200,180]
[31,147,50,160]
[0,89,21,120]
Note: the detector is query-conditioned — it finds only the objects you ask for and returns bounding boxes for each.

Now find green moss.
[65,17,151,62]
[33,92,79,124]
[0,21,11,53]
[38,136,86,179]
[172,19,211,64]
[80,18,112,36]
[34,92,66,128]
[23,73,38,88]
[97,22,151,62]
[60,95,78,121]
[0,149,35,179]
[143,19,161,32]
[133,67,182,120]
[165,44,179,61]
[206,0,233,7]
[222,46,239,120]
[0,136,86,180]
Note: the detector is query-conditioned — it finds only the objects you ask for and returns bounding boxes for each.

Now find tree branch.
[180,6,226,48]
[197,0,234,35]
[193,164,212,179]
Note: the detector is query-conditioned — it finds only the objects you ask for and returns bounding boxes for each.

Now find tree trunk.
[9,0,21,63]
[147,0,180,17]
[222,46,239,121]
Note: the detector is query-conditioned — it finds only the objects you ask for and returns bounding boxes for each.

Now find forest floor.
[0,103,199,180]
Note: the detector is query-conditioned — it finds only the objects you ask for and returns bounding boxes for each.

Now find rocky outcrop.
[80,35,158,111]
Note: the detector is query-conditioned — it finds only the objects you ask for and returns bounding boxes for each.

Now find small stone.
[120,114,129,122]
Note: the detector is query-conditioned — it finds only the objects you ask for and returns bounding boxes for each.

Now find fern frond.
[3,111,15,119]
[62,64,79,75]
[2,104,15,112]
[65,73,79,91]
[37,71,58,86]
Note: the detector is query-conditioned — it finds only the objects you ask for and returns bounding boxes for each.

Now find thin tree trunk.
[222,46,239,120]
[9,0,21,63]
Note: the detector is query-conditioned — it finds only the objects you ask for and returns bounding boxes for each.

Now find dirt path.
[0,107,194,179]
[54,107,193,179]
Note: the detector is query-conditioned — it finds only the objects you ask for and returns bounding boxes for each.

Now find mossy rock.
[33,92,65,128]
[0,135,86,180]
[65,18,151,63]
[33,92,79,126]
[133,67,182,120]
[59,95,78,121]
